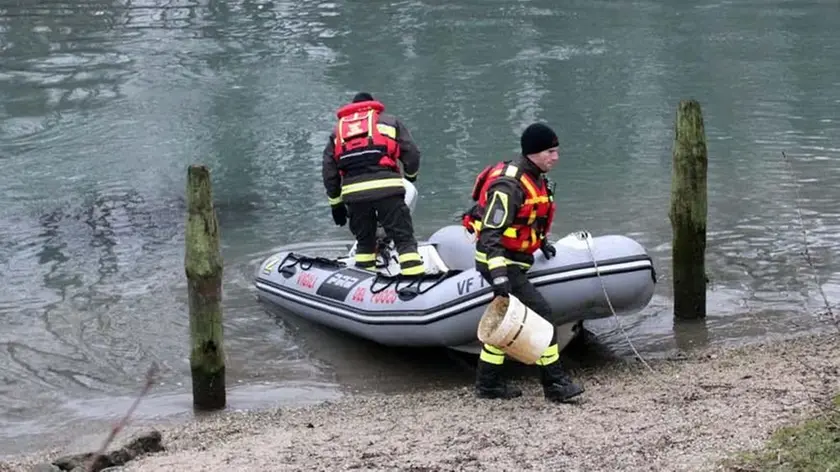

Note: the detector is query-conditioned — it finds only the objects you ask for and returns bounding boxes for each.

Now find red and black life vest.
[461,161,555,254]
[333,100,400,176]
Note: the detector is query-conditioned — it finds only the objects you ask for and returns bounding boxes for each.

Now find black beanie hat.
[352,92,374,103]
[520,123,559,156]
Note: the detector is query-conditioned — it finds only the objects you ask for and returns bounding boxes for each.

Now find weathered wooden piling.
[669,99,708,320]
[185,164,226,410]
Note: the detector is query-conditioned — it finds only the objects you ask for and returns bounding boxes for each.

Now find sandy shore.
[5,331,839,472]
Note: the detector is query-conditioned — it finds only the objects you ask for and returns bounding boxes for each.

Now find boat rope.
[781,151,837,330]
[580,231,656,374]
[279,253,345,271]
[370,271,450,295]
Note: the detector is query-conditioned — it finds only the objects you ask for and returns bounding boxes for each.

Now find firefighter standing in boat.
[322,92,425,276]
[462,122,584,403]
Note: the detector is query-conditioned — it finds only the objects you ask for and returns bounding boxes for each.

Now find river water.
[1,0,839,456]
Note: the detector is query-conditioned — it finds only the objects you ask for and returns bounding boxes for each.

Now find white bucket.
[476,293,554,365]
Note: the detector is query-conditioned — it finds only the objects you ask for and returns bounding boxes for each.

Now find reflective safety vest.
[462,161,555,254]
[333,100,400,176]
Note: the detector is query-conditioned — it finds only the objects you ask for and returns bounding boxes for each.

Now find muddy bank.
[5,332,839,472]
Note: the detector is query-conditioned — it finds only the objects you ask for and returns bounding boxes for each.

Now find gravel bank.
[5,332,839,472]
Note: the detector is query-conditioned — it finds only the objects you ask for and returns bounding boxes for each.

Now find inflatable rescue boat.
[254,181,657,353]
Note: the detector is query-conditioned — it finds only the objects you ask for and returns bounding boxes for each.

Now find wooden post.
[185,165,226,410]
[669,100,708,320]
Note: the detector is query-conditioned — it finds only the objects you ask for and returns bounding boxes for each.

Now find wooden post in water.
[669,99,708,320]
[185,164,226,410]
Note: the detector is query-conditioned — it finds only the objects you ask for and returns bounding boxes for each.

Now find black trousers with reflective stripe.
[477,265,559,343]
[347,194,420,265]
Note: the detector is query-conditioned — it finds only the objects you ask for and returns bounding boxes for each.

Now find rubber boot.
[539,361,584,403]
[474,345,522,400]
[475,361,522,399]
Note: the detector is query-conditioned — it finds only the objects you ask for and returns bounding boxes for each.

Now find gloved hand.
[489,268,510,297]
[405,175,417,183]
[330,203,347,227]
[540,239,556,260]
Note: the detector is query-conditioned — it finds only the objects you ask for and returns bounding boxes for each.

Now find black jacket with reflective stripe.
[322,112,421,204]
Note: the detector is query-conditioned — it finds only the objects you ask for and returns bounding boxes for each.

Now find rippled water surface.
[1,0,839,456]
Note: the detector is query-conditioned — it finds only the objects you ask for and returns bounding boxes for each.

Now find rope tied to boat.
[579,230,656,374]
[369,271,449,295]
[781,151,837,330]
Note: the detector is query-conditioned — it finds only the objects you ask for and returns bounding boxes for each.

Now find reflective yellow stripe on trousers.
[398,252,425,276]
[341,178,405,196]
[479,344,506,365]
[535,344,559,366]
[354,252,376,268]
